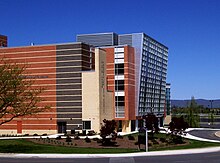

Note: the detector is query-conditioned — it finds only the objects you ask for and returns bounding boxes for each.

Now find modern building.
[104,45,136,132]
[0,31,169,134]
[0,35,7,47]
[164,83,171,126]
[77,32,168,128]
[77,32,118,47]
[0,42,113,135]
[165,83,171,116]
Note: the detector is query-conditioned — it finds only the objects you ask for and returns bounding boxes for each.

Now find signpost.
[138,127,148,152]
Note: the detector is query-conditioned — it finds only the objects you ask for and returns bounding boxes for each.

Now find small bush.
[85,137,91,143]
[24,134,29,136]
[152,139,159,145]
[42,133,47,136]
[171,135,184,144]
[117,135,123,139]
[128,135,135,140]
[97,139,102,144]
[87,130,96,136]
[159,137,166,143]
[74,135,80,140]
[66,135,72,142]
[92,138,99,141]
[33,133,38,136]
[56,136,62,140]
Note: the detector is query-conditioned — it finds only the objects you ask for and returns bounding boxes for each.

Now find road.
[0,152,220,163]
[189,129,220,141]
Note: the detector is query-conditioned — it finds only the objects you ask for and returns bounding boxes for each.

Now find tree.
[0,60,49,125]
[209,112,215,126]
[143,113,159,138]
[169,116,189,135]
[186,96,200,127]
[168,116,189,144]
[100,119,117,145]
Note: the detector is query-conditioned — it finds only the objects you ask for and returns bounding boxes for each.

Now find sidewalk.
[1,146,220,158]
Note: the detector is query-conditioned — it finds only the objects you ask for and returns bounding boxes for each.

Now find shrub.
[159,137,166,143]
[152,139,159,145]
[56,136,62,140]
[117,135,123,139]
[33,133,38,136]
[66,135,72,142]
[87,130,96,136]
[171,135,184,144]
[97,139,102,144]
[85,137,91,143]
[92,138,99,141]
[74,135,80,140]
[128,135,135,140]
[42,133,47,136]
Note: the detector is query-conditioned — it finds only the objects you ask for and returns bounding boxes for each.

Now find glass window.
[115,64,124,69]
[115,96,124,101]
[83,121,91,130]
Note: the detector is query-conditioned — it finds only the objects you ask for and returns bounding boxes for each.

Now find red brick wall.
[105,46,136,121]
[124,46,136,120]
[0,45,57,133]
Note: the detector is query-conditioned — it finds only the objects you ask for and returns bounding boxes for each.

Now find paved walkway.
[1,146,220,158]
[215,131,220,137]
[184,128,220,143]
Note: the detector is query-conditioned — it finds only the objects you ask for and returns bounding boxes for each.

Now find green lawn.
[0,137,220,154]
[150,139,220,151]
[125,132,220,151]
[0,139,138,154]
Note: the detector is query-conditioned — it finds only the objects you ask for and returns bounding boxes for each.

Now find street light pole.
[210,100,213,110]
[145,128,148,152]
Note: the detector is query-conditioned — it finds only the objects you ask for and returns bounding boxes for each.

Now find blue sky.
[1,0,220,100]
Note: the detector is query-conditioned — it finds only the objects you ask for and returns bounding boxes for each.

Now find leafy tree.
[169,116,189,135]
[209,112,215,125]
[168,116,189,144]
[0,61,49,125]
[143,113,159,138]
[186,96,200,127]
[100,119,117,145]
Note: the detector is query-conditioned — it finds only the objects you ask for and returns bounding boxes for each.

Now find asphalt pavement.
[1,151,220,163]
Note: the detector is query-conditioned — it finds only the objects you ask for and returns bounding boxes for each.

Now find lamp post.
[145,128,148,152]
[209,100,213,110]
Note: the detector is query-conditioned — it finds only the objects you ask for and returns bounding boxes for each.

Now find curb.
[1,147,220,158]
[215,131,220,138]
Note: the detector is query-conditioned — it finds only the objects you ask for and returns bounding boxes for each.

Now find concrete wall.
[82,48,113,133]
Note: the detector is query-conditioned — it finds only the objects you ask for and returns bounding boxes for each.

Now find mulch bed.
[28,137,142,149]
[27,136,189,150]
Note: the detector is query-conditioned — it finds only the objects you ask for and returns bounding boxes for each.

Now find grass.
[0,134,220,154]
[150,139,220,151]
[0,139,138,154]
[125,132,220,151]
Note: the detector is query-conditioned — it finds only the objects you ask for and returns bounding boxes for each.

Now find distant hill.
[171,99,220,108]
